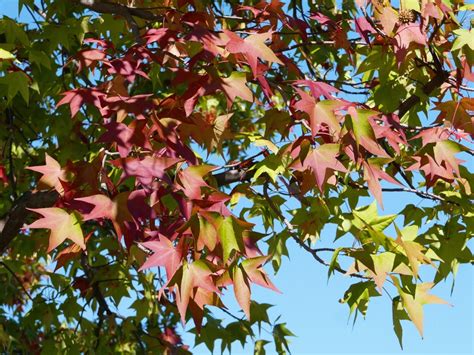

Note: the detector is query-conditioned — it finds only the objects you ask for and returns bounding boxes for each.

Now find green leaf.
[218,216,246,262]
[254,339,270,355]
[249,302,272,331]
[253,155,285,183]
[5,71,30,103]
[272,323,294,355]
[452,29,474,51]
[352,202,396,232]
[2,17,30,46]
[327,247,343,279]
[339,281,379,318]
[392,296,409,349]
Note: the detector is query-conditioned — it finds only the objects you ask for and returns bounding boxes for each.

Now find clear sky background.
[2,1,472,354]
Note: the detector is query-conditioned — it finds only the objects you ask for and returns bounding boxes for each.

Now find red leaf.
[292,143,347,192]
[74,49,106,73]
[242,256,280,293]
[224,30,283,77]
[394,24,426,63]
[354,17,376,44]
[293,80,339,99]
[233,265,251,319]
[55,232,92,271]
[56,88,105,118]
[177,165,214,200]
[99,120,149,158]
[27,153,67,194]
[139,235,182,280]
[112,156,180,186]
[75,192,133,238]
[363,159,402,208]
[176,260,219,322]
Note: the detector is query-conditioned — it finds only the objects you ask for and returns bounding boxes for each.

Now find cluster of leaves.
[0,0,472,353]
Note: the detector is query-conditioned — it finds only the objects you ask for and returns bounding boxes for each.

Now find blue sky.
[1,1,472,354]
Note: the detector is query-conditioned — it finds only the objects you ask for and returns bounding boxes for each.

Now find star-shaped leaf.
[292,143,347,192]
[139,235,182,280]
[27,153,67,194]
[28,208,85,252]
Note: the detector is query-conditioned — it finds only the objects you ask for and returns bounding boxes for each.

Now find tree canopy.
[0,0,473,353]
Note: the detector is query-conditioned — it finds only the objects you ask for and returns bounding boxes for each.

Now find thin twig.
[0,261,35,302]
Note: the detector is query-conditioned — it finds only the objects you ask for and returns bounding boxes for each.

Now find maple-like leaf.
[293,80,339,100]
[375,6,398,35]
[217,216,250,262]
[188,287,224,332]
[56,88,105,118]
[392,278,449,337]
[55,232,92,271]
[27,208,85,252]
[139,235,182,280]
[435,99,474,138]
[407,141,464,186]
[27,153,67,194]
[363,158,402,208]
[143,28,176,46]
[347,107,389,157]
[74,48,106,73]
[112,156,180,186]
[225,31,283,77]
[176,260,220,322]
[394,24,426,63]
[293,89,343,136]
[75,192,132,238]
[182,71,253,115]
[292,143,347,192]
[354,16,376,44]
[99,120,148,158]
[241,256,280,293]
[218,72,254,105]
[196,213,218,251]
[232,265,251,319]
[394,225,432,278]
[177,165,215,200]
[179,113,232,154]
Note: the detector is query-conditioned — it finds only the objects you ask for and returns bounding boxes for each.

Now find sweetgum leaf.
[27,208,85,252]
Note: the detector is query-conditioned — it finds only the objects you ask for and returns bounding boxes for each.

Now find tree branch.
[77,0,160,22]
[397,71,448,118]
[213,168,255,187]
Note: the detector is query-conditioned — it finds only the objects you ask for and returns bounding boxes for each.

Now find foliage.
[0,0,473,353]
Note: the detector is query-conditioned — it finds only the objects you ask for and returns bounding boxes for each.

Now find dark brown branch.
[344,178,458,205]
[213,168,255,187]
[397,71,448,118]
[80,254,112,316]
[0,190,59,254]
[77,0,160,22]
